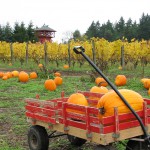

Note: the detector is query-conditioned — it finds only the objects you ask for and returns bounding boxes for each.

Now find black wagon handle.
[73,46,150,145]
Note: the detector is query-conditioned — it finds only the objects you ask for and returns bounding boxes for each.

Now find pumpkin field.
[0,54,150,150]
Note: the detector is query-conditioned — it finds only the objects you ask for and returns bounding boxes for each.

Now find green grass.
[0,61,150,150]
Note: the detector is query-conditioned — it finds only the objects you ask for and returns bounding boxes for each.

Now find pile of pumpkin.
[67,75,144,119]
[0,70,38,82]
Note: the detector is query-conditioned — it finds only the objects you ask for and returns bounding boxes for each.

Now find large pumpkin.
[89,86,108,107]
[95,77,108,87]
[44,79,56,91]
[115,75,127,86]
[148,88,150,95]
[67,93,88,114]
[30,72,38,79]
[18,71,29,82]
[97,89,144,118]
[12,70,19,77]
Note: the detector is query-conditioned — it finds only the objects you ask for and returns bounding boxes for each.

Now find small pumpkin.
[44,79,56,91]
[38,64,43,68]
[97,89,144,119]
[54,72,61,77]
[0,72,4,78]
[148,88,150,95]
[115,75,127,86]
[2,75,8,80]
[30,72,38,79]
[54,77,63,86]
[95,77,108,87]
[5,72,12,78]
[12,71,19,77]
[89,86,109,107]
[67,93,88,114]
[18,71,29,83]
[63,65,69,69]
[142,79,150,89]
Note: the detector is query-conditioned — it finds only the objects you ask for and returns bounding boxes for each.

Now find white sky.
[0,0,150,43]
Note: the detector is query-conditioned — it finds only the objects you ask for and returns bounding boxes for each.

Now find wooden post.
[91,40,96,64]
[44,42,47,67]
[68,41,71,67]
[10,42,13,63]
[121,45,125,69]
[26,42,28,64]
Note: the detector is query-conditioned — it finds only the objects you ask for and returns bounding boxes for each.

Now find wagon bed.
[25,91,150,145]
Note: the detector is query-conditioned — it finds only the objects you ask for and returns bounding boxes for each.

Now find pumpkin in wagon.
[97,89,144,119]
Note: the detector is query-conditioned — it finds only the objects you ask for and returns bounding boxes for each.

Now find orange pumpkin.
[63,65,69,69]
[115,75,127,86]
[12,71,19,77]
[142,79,150,89]
[2,75,8,80]
[30,72,38,79]
[44,79,56,91]
[38,64,43,68]
[54,77,63,86]
[54,72,61,77]
[0,72,4,78]
[97,89,144,119]
[148,88,150,95]
[18,71,29,82]
[67,93,88,114]
[95,77,108,87]
[89,86,109,107]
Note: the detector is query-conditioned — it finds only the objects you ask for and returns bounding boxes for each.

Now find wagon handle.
[73,46,150,146]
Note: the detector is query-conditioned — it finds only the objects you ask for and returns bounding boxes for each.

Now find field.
[0,60,150,150]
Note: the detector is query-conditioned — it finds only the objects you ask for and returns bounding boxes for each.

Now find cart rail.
[25,92,150,145]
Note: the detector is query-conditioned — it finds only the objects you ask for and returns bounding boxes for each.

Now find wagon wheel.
[67,134,87,146]
[28,125,49,150]
[126,138,149,150]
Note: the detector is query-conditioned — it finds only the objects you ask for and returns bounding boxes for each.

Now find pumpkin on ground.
[141,78,150,89]
[63,65,69,69]
[2,75,8,80]
[0,72,4,78]
[67,93,88,114]
[12,70,19,77]
[115,75,127,86]
[18,71,29,83]
[95,77,108,87]
[44,79,56,91]
[54,72,61,77]
[148,88,150,95]
[38,64,43,68]
[97,89,144,119]
[30,72,38,79]
[89,86,109,107]
[54,77,63,85]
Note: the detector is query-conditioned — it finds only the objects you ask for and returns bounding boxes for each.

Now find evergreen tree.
[73,29,81,41]
[0,25,5,41]
[3,22,13,42]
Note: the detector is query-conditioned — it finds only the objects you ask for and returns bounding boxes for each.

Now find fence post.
[44,42,47,67]
[26,42,28,64]
[68,41,71,67]
[121,45,125,69]
[91,40,96,64]
[10,42,13,63]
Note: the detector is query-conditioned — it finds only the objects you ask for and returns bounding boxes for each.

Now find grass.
[0,60,150,149]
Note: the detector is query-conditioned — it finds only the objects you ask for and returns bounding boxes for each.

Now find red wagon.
[25,46,150,150]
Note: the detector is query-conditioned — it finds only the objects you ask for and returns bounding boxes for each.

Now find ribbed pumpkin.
[44,79,56,91]
[63,65,69,69]
[89,86,109,107]
[0,72,4,78]
[97,89,144,119]
[2,75,8,80]
[142,79,150,89]
[115,75,127,86]
[54,72,61,77]
[54,77,63,86]
[30,72,38,79]
[12,70,19,77]
[18,71,29,83]
[95,77,108,87]
[67,93,88,114]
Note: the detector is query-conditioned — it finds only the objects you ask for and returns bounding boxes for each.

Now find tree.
[0,25,5,41]
[3,22,13,42]
[73,29,81,41]
[138,13,150,40]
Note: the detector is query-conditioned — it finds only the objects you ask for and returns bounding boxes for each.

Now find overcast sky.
[0,0,150,43]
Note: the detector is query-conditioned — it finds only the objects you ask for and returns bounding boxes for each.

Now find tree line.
[0,13,150,43]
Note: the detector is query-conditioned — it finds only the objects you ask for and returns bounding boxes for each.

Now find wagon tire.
[67,134,86,146]
[28,125,49,150]
[126,139,149,150]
